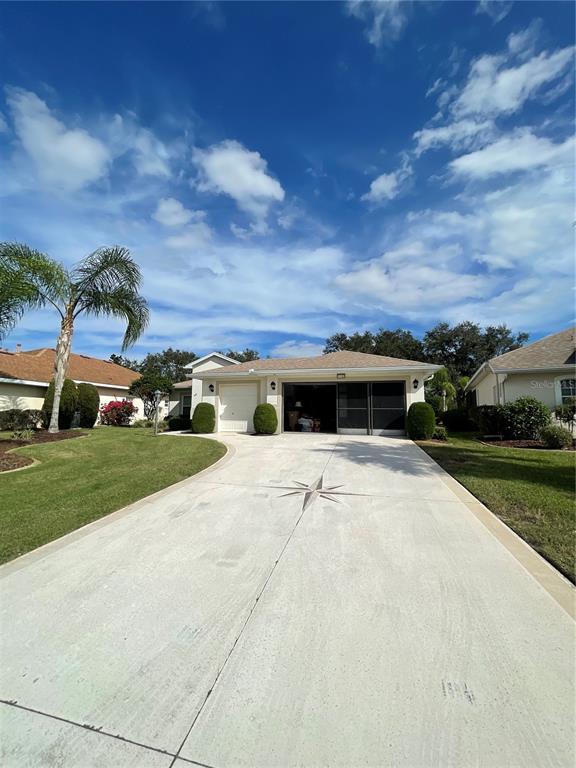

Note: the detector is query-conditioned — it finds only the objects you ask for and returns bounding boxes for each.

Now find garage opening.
[283,383,337,433]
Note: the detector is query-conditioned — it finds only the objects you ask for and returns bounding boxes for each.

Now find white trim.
[195,364,441,379]
[0,376,131,390]
[554,375,576,407]
[184,352,240,370]
[466,363,575,392]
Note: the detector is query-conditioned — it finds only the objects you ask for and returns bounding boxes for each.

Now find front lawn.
[0,427,227,564]
[418,433,575,582]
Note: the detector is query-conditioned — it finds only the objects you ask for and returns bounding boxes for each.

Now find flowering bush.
[99,399,138,426]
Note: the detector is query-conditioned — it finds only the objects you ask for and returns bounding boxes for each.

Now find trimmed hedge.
[406,402,436,440]
[192,402,215,434]
[440,407,476,432]
[500,396,550,440]
[540,424,573,449]
[0,409,43,431]
[77,383,100,428]
[432,425,448,441]
[253,403,278,434]
[471,404,505,435]
[42,378,78,429]
[166,415,191,431]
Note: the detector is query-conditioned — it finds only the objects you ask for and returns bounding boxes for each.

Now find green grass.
[418,433,575,582]
[0,427,227,564]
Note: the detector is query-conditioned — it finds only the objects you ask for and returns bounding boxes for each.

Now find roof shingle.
[489,328,576,371]
[0,348,140,387]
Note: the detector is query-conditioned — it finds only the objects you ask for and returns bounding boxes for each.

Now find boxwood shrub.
[500,396,550,440]
[192,402,216,434]
[0,409,43,431]
[166,415,191,431]
[540,424,573,449]
[42,378,78,429]
[470,404,505,435]
[77,382,100,428]
[406,402,436,439]
[253,403,278,434]
[440,407,475,432]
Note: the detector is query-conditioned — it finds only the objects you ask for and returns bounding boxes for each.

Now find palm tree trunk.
[48,309,74,433]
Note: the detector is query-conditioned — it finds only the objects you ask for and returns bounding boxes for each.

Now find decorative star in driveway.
[269,474,369,512]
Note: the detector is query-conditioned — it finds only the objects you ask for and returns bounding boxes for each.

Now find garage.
[219,383,259,432]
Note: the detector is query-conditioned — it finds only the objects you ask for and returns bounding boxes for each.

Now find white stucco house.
[173,350,440,435]
[465,328,576,409]
[0,346,144,417]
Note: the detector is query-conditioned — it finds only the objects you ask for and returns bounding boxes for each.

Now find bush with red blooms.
[99,399,138,426]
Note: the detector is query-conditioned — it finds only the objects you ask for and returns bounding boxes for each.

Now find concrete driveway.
[1,433,574,767]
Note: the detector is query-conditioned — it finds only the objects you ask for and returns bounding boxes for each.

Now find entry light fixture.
[209,383,215,393]
[271,381,277,391]
[413,379,419,390]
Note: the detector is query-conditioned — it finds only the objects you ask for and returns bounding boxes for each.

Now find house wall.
[502,372,559,409]
[202,370,430,434]
[0,381,144,423]
[473,372,498,406]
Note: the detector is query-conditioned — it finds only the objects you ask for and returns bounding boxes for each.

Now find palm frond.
[78,285,149,350]
[0,242,69,338]
[72,246,143,301]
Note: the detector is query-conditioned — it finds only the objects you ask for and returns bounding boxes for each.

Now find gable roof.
[0,348,140,388]
[466,328,576,390]
[194,350,439,377]
[184,352,240,369]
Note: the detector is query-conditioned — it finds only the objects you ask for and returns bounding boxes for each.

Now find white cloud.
[346,1,410,47]
[0,112,8,132]
[5,87,110,191]
[450,130,574,179]
[413,119,495,155]
[193,139,284,223]
[271,340,325,358]
[153,197,198,227]
[362,157,412,204]
[452,46,574,118]
[164,219,213,250]
[106,114,171,178]
[475,0,513,24]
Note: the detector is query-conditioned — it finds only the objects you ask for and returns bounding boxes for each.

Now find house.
[0,346,144,417]
[171,352,240,419]
[465,328,576,409]
[175,350,440,435]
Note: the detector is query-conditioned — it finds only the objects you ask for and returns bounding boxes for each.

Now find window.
[559,379,576,405]
[181,394,192,418]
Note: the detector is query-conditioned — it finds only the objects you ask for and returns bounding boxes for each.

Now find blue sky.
[0,0,574,359]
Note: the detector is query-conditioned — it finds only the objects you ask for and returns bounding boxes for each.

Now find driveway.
[1,433,574,767]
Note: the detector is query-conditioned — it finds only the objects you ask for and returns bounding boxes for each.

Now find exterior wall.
[502,372,558,409]
[0,382,46,411]
[473,372,498,406]
[201,370,431,434]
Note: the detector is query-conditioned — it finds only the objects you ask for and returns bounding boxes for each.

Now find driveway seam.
[167,437,342,767]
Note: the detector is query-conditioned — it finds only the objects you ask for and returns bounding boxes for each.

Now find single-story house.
[0,346,144,417]
[465,327,576,409]
[171,352,240,419]
[175,350,441,435]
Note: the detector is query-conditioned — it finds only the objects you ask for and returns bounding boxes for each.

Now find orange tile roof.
[0,348,140,388]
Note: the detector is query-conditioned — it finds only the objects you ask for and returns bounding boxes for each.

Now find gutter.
[194,364,442,379]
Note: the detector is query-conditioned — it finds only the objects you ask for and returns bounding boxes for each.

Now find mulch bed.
[479,438,575,451]
[0,430,86,472]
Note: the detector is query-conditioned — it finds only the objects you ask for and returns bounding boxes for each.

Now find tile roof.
[0,348,140,387]
[489,328,576,371]
[194,350,437,376]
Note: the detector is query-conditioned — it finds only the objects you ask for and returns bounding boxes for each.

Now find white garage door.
[219,384,259,432]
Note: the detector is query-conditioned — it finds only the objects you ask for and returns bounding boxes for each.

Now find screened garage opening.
[283,383,337,433]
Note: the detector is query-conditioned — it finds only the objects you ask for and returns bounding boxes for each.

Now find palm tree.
[0,243,149,432]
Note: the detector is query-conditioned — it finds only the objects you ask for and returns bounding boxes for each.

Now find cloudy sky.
[0,1,574,359]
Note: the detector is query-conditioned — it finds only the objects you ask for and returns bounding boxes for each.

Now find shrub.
[192,402,215,434]
[440,407,475,432]
[77,383,100,428]
[432,425,448,441]
[253,403,278,434]
[406,402,436,440]
[540,425,573,450]
[470,404,505,435]
[99,399,137,426]
[500,396,550,440]
[0,409,42,431]
[132,418,154,428]
[166,415,191,431]
[42,379,78,429]
[554,403,575,434]
[11,428,34,441]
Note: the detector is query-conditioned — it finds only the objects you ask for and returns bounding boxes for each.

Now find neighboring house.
[0,346,144,418]
[465,328,576,409]
[178,350,440,435]
[171,352,239,419]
